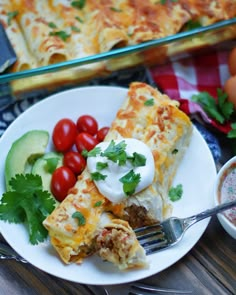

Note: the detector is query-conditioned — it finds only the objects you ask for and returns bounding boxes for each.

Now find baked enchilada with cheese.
[43,82,193,269]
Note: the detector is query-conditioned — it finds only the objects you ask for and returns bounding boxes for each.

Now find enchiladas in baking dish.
[43,82,193,269]
[0,0,236,95]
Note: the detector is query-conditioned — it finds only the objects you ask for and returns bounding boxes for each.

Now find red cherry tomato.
[52,118,77,152]
[63,151,86,175]
[51,166,76,202]
[75,132,99,152]
[76,115,98,136]
[96,126,109,142]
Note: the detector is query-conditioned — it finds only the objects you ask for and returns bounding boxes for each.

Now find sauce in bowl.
[218,162,236,226]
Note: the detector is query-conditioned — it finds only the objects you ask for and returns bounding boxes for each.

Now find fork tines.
[134,223,168,255]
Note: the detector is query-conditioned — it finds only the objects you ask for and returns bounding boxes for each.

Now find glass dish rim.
[0,17,236,84]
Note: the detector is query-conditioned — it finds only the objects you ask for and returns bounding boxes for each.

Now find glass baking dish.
[1,17,236,100]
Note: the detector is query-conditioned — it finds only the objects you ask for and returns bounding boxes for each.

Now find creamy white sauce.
[87,138,155,203]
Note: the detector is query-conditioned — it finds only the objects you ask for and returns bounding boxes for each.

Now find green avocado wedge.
[32,152,63,195]
[5,130,49,191]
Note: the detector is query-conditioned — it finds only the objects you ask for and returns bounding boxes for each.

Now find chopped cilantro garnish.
[45,157,60,174]
[128,152,146,167]
[71,0,86,9]
[91,171,107,181]
[71,25,81,32]
[94,200,103,207]
[110,7,122,12]
[75,16,84,23]
[157,0,178,4]
[48,22,57,29]
[101,140,127,165]
[168,184,183,202]
[7,11,18,26]
[119,169,141,196]
[172,149,178,154]
[0,174,56,245]
[82,147,101,158]
[72,211,86,225]
[228,123,236,138]
[184,20,202,31]
[191,89,234,124]
[96,162,108,170]
[144,98,154,106]
[49,31,70,42]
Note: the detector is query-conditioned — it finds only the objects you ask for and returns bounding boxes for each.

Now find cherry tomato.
[63,151,86,175]
[224,75,236,109]
[76,115,98,136]
[96,126,109,142]
[75,132,99,152]
[52,118,77,152]
[51,166,76,202]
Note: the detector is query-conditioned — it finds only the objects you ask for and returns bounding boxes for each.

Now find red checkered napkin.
[148,50,232,134]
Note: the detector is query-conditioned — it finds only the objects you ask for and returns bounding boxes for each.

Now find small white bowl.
[214,156,236,239]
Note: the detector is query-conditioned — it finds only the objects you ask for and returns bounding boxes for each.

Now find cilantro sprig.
[191,89,234,124]
[0,174,56,245]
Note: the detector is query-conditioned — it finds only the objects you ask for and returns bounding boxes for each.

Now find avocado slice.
[32,152,63,195]
[5,130,49,191]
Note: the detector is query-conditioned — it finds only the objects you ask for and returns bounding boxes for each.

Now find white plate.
[0,86,216,285]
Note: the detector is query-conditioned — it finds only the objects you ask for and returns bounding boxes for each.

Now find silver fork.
[135,200,236,255]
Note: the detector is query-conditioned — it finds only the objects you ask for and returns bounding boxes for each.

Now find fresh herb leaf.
[0,174,56,244]
[71,0,86,9]
[71,25,81,32]
[128,152,146,167]
[45,157,60,174]
[184,20,202,31]
[49,31,70,42]
[7,11,18,26]
[96,162,108,170]
[172,149,178,154]
[82,147,101,158]
[119,170,141,196]
[94,200,103,207]
[217,88,234,120]
[191,91,225,124]
[228,123,236,138]
[168,184,183,202]
[101,140,127,165]
[144,98,154,106]
[72,211,86,225]
[48,22,57,29]
[110,7,122,12]
[91,171,107,181]
[75,16,84,23]
[158,0,178,4]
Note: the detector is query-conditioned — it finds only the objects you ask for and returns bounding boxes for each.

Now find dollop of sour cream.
[87,138,155,203]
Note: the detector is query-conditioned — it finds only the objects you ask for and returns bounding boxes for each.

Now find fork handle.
[183,200,236,229]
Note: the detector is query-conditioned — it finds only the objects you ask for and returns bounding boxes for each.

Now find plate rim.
[0,85,217,285]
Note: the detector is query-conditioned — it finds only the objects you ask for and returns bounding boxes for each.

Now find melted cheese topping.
[87,138,155,203]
